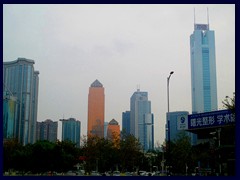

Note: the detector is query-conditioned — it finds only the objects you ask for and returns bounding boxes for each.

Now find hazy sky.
[3,4,235,145]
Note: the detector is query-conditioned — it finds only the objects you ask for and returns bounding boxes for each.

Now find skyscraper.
[36,119,58,143]
[130,89,154,151]
[190,15,218,114]
[3,58,39,145]
[107,119,120,148]
[87,79,105,138]
[60,118,81,147]
[104,122,109,138]
[3,93,17,140]
[122,111,131,135]
[107,119,120,140]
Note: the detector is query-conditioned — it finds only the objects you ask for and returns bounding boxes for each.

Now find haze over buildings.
[3,4,235,144]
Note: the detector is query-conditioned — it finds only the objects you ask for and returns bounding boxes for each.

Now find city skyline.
[3,4,235,144]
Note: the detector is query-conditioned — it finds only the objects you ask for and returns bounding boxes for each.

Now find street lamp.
[166,71,174,175]
[167,71,174,142]
[167,71,174,113]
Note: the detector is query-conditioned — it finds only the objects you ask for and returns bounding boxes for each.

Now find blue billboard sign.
[188,109,235,130]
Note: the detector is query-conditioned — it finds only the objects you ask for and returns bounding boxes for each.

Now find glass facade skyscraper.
[130,90,154,151]
[104,122,108,138]
[3,93,17,140]
[3,58,39,145]
[122,111,130,135]
[190,23,218,114]
[60,118,81,148]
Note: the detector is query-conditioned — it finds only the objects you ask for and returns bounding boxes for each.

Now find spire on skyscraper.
[109,119,118,125]
[207,7,210,29]
[91,79,103,87]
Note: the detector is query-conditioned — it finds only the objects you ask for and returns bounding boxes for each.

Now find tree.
[111,131,120,149]
[222,93,235,112]
[191,142,212,174]
[81,135,116,173]
[53,140,80,173]
[31,140,56,173]
[170,131,192,175]
[3,138,22,172]
[3,139,37,174]
[119,133,143,172]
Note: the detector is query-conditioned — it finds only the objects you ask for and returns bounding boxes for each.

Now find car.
[65,170,77,176]
[139,170,147,176]
[91,171,101,176]
[113,171,120,176]
[125,172,132,176]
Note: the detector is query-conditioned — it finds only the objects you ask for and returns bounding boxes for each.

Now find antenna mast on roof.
[137,84,140,92]
[194,7,196,25]
[207,7,210,29]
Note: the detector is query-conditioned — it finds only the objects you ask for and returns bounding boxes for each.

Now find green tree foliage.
[3,139,81,174]
[81,135,117,173]
[192,142,213,171]
[222,93,235,112]
[120,132,143,172]
[3,134,151,174]
[3,138,21,172]
[31,140,55,173]
[153,141,166,171]
[54,140,81,172]
[169,131,192,174]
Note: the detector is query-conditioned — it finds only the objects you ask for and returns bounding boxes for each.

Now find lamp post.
[167,71,174,175]
[167,71,174,142]
[167,71,174,113]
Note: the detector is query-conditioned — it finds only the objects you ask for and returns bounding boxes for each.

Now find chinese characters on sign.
[188,110,235,130]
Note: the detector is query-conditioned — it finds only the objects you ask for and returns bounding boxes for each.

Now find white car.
[139,170,147,176]
[91,171,101,176]
[113,171,121,176]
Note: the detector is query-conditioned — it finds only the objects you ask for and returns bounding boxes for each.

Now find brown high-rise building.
[107,119,120,148]
[87,80,105,138]
[107,119,120,140]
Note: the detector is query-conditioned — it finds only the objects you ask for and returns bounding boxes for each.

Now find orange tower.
[107,119,120,140]
[107,119,120,148]
[87,79,105,138]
